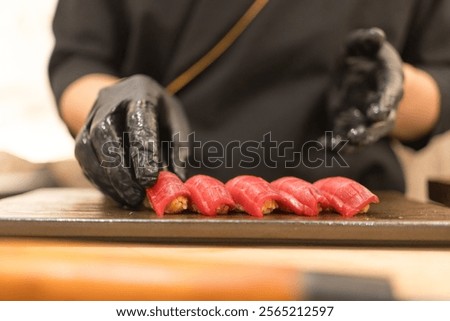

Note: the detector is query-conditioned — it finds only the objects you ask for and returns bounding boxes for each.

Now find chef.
[49,0,449,207]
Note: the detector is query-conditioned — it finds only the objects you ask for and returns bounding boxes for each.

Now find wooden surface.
[0,239,301,300]
[1,188,450,300]
[429,179,450,207]
[0,239,449,300]
[1,188,450,245]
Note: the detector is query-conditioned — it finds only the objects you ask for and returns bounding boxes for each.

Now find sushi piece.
[313,176,379,217]
[146,171,190,216]
[185,175,235,216]
[225,175,283,217]
[271,177,324,216]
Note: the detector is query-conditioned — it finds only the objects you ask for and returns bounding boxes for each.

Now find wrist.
[60,73,120,136]
[391,63,440,142]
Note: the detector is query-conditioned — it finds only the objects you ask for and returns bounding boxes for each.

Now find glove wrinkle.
[127,99,161,187]
[75,129,124,205]
[91,111,145,208]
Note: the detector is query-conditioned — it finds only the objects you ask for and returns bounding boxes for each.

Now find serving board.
[1,188,450,246]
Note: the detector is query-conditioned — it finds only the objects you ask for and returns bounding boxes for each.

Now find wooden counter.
[1,239,450,300]
[1,188,450,300]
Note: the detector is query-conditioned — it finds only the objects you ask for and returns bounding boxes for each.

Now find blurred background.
[0,0,449,201]
[0,0,72,162]
[0,0,88,197]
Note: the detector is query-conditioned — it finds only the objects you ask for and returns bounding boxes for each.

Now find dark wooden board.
[1,188,450,246]
[428,179,450,207]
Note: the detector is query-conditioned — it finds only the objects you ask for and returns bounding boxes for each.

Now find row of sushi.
[145,172,379,218]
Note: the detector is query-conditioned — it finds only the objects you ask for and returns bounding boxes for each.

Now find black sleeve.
[48,0,127,106]
[401,0,450,149]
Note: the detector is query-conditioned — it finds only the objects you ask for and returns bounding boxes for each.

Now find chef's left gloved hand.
[324,28,404,150]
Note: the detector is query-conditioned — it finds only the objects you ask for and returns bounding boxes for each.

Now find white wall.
[0,0,73,163]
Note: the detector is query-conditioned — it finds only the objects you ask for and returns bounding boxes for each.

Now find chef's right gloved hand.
[75,75,190,208]
[324,28,404,150]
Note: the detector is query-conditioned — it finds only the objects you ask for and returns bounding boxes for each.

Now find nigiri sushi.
[146,171,190,216]
[271,177,324,216]
[313,176,379,217]
[226,175,283,217]
[185,175,235,216]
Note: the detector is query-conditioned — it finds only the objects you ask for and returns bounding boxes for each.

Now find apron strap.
[166,0,269,95]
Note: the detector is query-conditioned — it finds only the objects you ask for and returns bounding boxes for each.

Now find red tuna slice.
[271,177,324,216]
[146,171,190,217]
[313,176,379,217]
[225,175,283,217]
[185,175,235,216]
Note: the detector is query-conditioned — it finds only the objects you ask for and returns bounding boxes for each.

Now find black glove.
[75,75,190,208]
[324,28,404,149]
